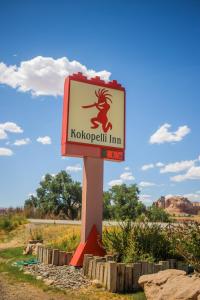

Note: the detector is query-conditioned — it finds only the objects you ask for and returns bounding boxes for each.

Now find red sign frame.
[61,72,126,161]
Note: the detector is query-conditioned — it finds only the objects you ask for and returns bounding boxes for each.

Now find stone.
[43,279,54,286]
[139,269,200,300]
[24,263,91,290]
[91,279,102,288]
[154,195,200,215]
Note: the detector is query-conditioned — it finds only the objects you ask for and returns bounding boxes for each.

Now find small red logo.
[82,88,112,133]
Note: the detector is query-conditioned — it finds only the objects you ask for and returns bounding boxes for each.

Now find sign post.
[61,72,125,266]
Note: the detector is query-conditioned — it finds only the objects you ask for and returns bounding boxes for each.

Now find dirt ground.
[0,273,83,300]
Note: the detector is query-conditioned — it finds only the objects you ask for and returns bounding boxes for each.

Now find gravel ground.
[24,263,91,290]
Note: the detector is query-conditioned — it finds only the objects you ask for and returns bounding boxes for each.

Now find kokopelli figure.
[82,88,112,133]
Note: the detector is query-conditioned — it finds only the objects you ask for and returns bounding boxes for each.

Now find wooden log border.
[82,254,189,294]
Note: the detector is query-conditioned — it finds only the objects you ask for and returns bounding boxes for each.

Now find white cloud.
[0,56,111,97]
[171,166,200,182]
[13,138,31,146]
[141,163,154,171]
[66,164,82,172]
[183,193,200,201]
[120,172,135,181]
[156,162,164,167]
[124,166,130,171]
[149,123,190,144]
[36,136,51,145]
[139,181,156,187]
[108,170,134,187]
[139,194,152,205]
[160,160,195,173]
[0,122,23,139]
[0,147,13,156]
[108,179,123,187]
[165,194,175,199]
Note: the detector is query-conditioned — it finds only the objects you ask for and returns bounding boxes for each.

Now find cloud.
[108,170,134,187]
[36,136,51,145]
[160,160,195,173]
[183,193,200,201]
[139,181,156,187]
[0,147,13,156]
[120,172,135,181]
[170,166,200,182]
[139,194,152,205]
[124,166,130,171]
[141,163,154,171]
[108,179,123,187]
[156,162,164,167]
[13,138,31,146]
[149,123,190,144]
[0,122,23,139]
[66,164,82,172]
[0,56,111,97]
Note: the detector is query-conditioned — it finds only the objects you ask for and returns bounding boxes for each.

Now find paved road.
[28,219,175,227]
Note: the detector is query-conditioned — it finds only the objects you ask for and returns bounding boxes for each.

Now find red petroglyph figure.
[81,88,112,133]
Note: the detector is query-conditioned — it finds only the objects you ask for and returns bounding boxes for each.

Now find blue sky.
[0,0,200,207]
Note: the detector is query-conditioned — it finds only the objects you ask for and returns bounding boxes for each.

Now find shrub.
[103,221,174,263]
[0,214,27,232]
[103,221,132,261]
[48,229,80,251]
[168,222,200,272]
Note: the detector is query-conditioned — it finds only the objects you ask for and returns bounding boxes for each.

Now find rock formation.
[154,196,200,215]
[139,269,200,300]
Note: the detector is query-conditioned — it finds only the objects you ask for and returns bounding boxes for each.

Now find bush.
[48,229,80,251]
[145,206,171,223]
[0,214,27,232]
[103,221,175,263]
[168,222,200,272]
[103,221,132,261]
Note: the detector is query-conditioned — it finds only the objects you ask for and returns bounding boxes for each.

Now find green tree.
[103,191,114,220]
[107,184,145,220]
[24,171,82,219]
[146,205,171,222]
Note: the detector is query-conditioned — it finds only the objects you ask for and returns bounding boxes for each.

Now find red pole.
[70,157,106,267]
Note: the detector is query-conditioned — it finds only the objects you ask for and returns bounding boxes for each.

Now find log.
[103,262,108,288]
[99,263,105,284]
[83,254,92,274]
[47,248,53,264]
[147,262,154,274]
[65,252,73,265]
[39,246,44,263]
[52,249,59,266]
[141,261,148,275]
[93,257,106,280]
[167,258,177,269]
[116,263,125,293]
[159,261,170,270]
[132,262,141,291]
[59,251,66,266]
[125,265,133,292]
[105,255,115,261]
[36,245,40,260]
[107,262,117,293]
[42,247,46,263]
[154,263,162,273]
[85,256,94,277]
[88,258,94,279]
[83,254,93,276]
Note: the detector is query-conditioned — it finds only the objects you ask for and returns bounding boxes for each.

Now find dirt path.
[0,274,79,300]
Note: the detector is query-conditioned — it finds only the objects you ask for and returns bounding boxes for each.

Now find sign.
[62,73,125,161]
